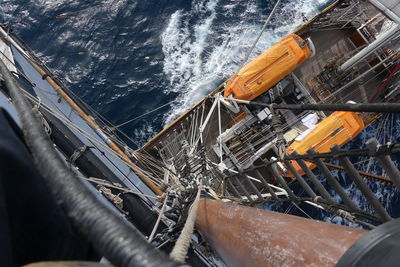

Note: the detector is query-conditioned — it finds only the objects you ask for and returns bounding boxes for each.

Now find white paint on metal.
[339,24,400,72]
[0,39,17,73]
[369,0,400,24]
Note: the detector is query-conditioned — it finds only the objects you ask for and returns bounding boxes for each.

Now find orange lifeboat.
[223,33,312,100]
[284,111,365,177]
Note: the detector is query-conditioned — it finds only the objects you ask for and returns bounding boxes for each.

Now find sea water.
[1,0,331,145]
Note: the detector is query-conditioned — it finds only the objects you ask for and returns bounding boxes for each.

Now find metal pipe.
[217,94,223,164]
[199,95,219,136]
[253,169,280,201]
[274,101,400,113]
[228,91,400,113]
[308,149,358,211]
[283,160,317,198]
[240,171,264,202]
[366,138,400,191]
[332,145,392,222]
[0,26,30,58]
[294,153,335,204]
[233,176,253,203]
[339,25,400,72]
[226,178,242,199]
[267,163,299,202]
[368,0,400,25]
[196,199,366,267]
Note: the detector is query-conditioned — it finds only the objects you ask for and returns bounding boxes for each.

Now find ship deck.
[295,28,356,104]
[139,0,400,210]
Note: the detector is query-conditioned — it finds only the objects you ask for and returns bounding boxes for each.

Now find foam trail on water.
[161,0,330,125]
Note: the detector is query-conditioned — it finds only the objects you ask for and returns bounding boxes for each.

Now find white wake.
[161,0,330,125]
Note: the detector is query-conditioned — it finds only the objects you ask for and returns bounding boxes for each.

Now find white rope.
[31,96,52,136]
[112,100,176,129]
[170,183,202,263]
[41,115,52,136]
[79,176,159,200]
[148,193,169,243]
[235,0,282,72]
[217,94,223,164]
[69,145,90,163]
[292,201,313,219]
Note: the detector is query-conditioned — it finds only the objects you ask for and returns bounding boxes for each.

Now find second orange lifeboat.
[283,111,365,177]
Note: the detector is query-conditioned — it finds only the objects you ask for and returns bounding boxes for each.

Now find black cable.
[254,144,400,164]
[247,101,400,113]
[283,149,369,160]
[0,59,179,267]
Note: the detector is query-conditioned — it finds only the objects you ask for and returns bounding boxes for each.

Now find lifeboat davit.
[284,111,365,176]
[224,33,313,101]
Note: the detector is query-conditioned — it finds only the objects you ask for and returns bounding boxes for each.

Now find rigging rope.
[111,99,177,130]
[22,92,164,191]
[235,0,282,72]
[3,67,166,204]
[79,176,159,200]
[323,162,393,186]
[148,193,169,243]
[170,182,202,263]
[270,104,286,160]
[0,48,172,183]
[369,62,400,103]
[0,57,179,267]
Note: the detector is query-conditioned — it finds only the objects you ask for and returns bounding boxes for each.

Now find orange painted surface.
[228,112,248,127]
[223,33,311,100]
[284,111,365,176]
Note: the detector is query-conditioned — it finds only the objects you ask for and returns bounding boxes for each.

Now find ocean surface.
[1,0,332,145]
[1,0,399,226]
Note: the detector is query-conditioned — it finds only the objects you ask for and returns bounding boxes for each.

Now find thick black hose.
[0,59,179,267]
[337,218,400,267]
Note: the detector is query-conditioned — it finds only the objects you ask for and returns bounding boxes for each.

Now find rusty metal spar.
[196,199,366,267]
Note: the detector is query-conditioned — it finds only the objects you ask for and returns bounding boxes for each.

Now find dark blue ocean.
[2,0,399,226]
[1,0,333,145]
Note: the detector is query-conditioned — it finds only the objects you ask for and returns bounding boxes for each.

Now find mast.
[196,199,366,267]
